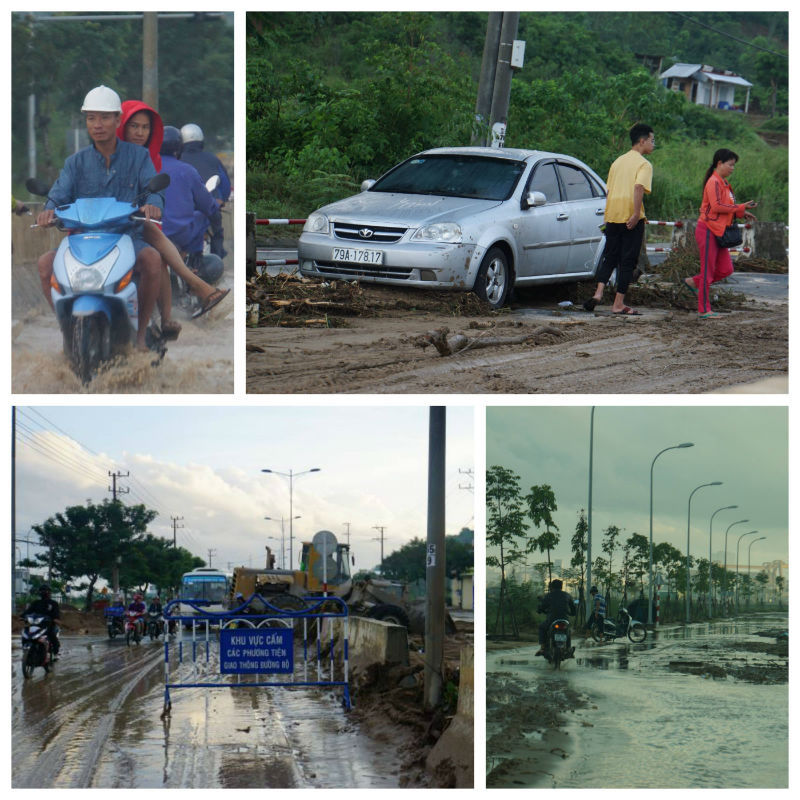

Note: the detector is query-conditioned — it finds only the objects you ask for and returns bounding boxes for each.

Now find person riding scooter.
[158,126,225,286]
[536,579,576,658]
[127,593,147,638]
[21,584,61,659]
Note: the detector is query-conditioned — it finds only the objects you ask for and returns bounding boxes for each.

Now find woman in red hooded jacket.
[117,101,228,337]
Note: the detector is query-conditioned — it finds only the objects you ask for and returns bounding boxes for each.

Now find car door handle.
[596,209,605,215]
[557,213,569,221]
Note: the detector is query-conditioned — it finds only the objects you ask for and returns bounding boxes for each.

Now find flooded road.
[487,613,788,788]
[12,633,405,788]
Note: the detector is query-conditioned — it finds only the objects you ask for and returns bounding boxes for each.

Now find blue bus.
[178,567,230,620]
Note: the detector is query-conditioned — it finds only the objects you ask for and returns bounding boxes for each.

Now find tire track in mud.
[13,641,164,788]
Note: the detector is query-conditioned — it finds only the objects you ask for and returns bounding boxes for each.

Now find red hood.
[117,100,164,172]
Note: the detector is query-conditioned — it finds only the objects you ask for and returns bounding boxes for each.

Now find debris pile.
[247,273,495,327]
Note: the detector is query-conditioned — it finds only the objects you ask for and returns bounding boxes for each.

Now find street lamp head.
[722,505,738,511]
[261,469,273,474]
[310,468,321,473]
[678,442,694,448]
[709,481,723,486]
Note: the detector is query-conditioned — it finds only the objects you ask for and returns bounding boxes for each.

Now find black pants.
[596,220,644,295]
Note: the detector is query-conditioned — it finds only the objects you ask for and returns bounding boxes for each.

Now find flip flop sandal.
[192,288,230,319]
[698,311,721,319]
[583,297,599,311]
[160,320,182,341]
[681,279,699,295]
[613,306,641,316]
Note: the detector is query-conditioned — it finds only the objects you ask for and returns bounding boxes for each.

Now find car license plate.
[554,633,567,642]
[332,247,383,265]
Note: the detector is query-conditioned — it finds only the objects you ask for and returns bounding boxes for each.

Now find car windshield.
[370,154,527,201]
[182,577,228,603]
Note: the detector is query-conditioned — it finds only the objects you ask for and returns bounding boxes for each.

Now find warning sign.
[219,628,294,674]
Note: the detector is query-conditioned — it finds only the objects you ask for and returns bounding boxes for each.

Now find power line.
[670,12,788,58]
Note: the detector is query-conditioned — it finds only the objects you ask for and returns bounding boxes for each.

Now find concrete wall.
[331,615,409,672]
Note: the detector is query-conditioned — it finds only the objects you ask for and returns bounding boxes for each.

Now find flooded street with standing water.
[12,632,407,788]
[487,613,788,788]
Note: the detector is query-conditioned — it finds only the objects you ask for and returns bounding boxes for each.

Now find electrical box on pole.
[511,40,526,70]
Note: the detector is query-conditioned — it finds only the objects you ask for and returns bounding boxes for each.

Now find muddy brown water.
[12,635,407,788]
[487,613,788,788]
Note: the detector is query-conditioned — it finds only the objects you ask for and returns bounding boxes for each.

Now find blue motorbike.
[27,175,170,383]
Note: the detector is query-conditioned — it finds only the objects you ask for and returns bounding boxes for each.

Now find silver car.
[298,146,607,309]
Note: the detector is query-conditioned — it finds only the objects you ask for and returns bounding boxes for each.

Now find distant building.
[660,63,752,112]
[449,570,474,611]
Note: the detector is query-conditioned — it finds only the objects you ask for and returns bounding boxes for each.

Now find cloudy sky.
[14,405,474,575]
[486,405,788,578]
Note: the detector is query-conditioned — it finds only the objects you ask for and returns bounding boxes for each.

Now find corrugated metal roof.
[659,63,752,87]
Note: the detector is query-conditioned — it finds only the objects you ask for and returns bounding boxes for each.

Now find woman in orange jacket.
[685,148,758,318]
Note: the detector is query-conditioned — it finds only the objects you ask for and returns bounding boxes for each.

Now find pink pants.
[691,221,734,313]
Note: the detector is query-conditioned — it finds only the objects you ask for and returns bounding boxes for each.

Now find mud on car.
[298,146,607,309]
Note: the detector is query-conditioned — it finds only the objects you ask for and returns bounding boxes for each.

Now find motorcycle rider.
[535,578,576,657]
[158,126,227,288]
[127,593,147,638]
[586,585,607,637]
[118,101,229,325]
[21,584,61,659]
[147,595,164,636]
[179,123,231,259]
[35,85,163,351]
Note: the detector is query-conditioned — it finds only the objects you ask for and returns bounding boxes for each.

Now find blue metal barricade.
[161,594,350,714]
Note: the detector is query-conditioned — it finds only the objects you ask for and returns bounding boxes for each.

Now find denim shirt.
[45,139,164,211]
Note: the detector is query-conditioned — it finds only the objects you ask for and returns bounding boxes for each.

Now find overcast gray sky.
[14,405,474,575]
[486,405,788,575]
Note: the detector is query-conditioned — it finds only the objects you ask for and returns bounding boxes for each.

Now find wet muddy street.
[12,634,406,788]
[487,613,788,788]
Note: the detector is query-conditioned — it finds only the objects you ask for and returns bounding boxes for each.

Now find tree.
[569,510,588,619]
[487,466,527,637]
[31,499,157,610]
[775,575,785,609]
[601,524,621,602]
[624,533,649,598]
[754,570,769,607]
[381,534,474,583]
[524,484,559,583]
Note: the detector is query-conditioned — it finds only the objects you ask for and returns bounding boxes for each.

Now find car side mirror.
[523,190,548,210]
[361,179,376,192]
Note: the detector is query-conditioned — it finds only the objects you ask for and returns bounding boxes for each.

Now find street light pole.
[686,482,721,623]
[708,505,737,617]
[649,442,694,625]
[735,530,759,612]
[722,519,749,614]
[746,536,766,610]
[262,468,320,570]
[586,407,594,622]
[265,515,300,569]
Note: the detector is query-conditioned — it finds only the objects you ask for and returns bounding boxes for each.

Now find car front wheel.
[474,246,512,309]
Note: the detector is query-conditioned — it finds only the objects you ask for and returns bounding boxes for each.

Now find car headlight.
[411,222,462,243]
[64,246,120,291]
[303,213,330,234]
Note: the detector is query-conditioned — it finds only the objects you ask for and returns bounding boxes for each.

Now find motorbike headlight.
[411,222,462,243]
[64,246,120,291]
[303,213,330,234]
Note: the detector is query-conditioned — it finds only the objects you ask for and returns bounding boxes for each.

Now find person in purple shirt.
[35,85,163,350]
[158,126,223,283]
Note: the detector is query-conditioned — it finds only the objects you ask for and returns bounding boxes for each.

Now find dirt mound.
[246,273,494,327]
[12,605,107,635]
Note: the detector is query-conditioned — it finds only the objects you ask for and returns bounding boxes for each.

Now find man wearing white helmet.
[35,85,164,350]
[180,123,231,259]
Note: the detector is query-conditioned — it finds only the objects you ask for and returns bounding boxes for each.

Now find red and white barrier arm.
[255,218,307,226]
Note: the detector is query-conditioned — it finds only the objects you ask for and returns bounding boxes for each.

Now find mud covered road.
[246,274,787,394]
[486,613,788,788]
[11,634,409,788]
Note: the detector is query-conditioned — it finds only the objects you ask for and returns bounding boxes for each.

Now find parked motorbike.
[544,618,575,669]
[168,176,225,318]
[147,611,165,641]
[105,608,125,639]
[125,611,145,646]
[591,606,647,644]
[26,175,170,383]
[21,614,58,678]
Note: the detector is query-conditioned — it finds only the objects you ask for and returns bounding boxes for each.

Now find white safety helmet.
[180,123,204,143]
[81,85,122,113]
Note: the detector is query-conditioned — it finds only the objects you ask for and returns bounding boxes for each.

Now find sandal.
[613,306,641,316]
[192,288,230,319]
[160,320,182,341]
[682,278,699,295]
[583,297,600,311]
[699,311,721,319]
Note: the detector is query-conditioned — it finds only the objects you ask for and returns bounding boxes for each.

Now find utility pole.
[11,407,16,611]
[171,516,184,547]
[142,12,158,109]
[372,526,387,570]
[473,12,503,145]
[458,468,474,493]
[207,548,217,567]
[108,470,130,502]
[342,522,351,547]
[425,407,446,710]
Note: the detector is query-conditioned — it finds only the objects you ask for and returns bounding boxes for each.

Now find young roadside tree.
[601,524,621,604]
[524,484,559,584]
[754,570,770,607]
[624,533,650,599]
[775,575,785,609]
[31,499,157,611]
[487,466,527,637]
[570,510,588,624]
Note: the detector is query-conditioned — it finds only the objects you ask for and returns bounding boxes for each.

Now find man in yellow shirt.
[584,123,654,315]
